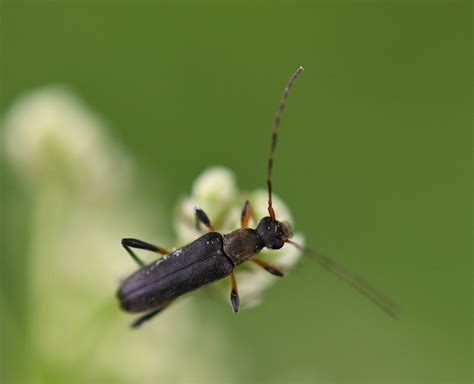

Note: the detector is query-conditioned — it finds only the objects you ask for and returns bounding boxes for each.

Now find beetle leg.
[194,207,216,231]
[230,273,240,313]
[240,200,252,228]
[131,302,172,328]
[121,238,170,268]
[252,257,284,277]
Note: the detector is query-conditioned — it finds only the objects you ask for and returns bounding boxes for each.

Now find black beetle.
[117,67,398,328]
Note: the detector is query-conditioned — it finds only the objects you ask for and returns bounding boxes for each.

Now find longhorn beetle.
[117,66,399,328]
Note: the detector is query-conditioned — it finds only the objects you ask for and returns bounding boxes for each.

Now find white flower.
[174,166,304,308]
[2,87,240,383]
[3,86,132,198]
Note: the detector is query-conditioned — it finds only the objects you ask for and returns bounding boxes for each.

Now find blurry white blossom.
[4,86,132,198]
[175,166,304,308]
[2,87,240,383]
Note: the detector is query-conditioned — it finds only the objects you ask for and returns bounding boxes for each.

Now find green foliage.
[1,1,471,383]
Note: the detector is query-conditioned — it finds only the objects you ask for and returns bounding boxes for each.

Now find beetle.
[117,66,398,328]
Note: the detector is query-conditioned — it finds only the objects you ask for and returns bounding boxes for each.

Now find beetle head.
[256,216,293,250]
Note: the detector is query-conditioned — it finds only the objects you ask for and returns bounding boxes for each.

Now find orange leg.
[252,257,284,277]
[241,200,252,228]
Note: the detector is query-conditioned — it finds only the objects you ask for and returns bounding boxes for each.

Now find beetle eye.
[269,237,285,250]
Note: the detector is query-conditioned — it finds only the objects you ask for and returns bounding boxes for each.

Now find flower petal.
[175,167,304,309]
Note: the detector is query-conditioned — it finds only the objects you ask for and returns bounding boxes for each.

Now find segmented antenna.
[267,66,304,221]
[286,240,400,318]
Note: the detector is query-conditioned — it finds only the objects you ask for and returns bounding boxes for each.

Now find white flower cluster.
[175,166,304,308]
[3,86,132,196]
[1,86,304,382]
[1,87,236,382]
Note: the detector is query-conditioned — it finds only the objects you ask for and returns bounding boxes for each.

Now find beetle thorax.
[223,228,264,265]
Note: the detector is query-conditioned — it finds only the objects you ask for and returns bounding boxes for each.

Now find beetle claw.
[231,290,240,313]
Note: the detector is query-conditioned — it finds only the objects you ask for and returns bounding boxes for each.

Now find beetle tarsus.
[130,307,165,328]
[195,207,215,231]
[231,290,240,313]
[265,266,284,277]
[122,238,169,268]
[252,257,284,277]
[230,272,240,313]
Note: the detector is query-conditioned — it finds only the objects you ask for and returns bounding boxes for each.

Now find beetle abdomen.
[117,232,234,313]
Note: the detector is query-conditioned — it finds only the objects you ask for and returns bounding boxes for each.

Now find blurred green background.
[0,1,471,383]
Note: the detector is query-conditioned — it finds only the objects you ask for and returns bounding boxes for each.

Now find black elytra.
[118,219,289,319]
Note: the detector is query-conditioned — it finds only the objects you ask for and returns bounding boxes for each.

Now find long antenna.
[287,240,400,318]
[267,66,304,221]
